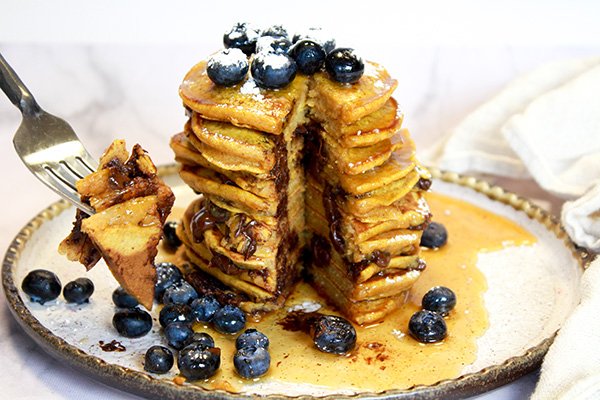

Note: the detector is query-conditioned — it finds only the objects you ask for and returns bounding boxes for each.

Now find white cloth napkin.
[428,56,600,252]
[426,57,600,399]
[530,257,600,400]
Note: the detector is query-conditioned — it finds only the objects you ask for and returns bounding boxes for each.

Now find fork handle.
[0,52,41,116]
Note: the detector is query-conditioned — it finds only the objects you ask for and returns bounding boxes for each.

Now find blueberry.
[292,27,336,54]
[154,262,183,301]
[422,286,457,316]
[162,280,198,306]
[233,346,271,379]
[178,342,221,380]
[21,269,62,305]
[312,315,356,354]
[207,48,249,87]
[223,22,260,56]
[113,308,152,338]
[63,277,94,304]
[190,296,221,323]
[408,310,447,343]
[162,221,182,250]
[212,304,246,334]
[164,322,194,350]
[159,303,193,328]
[325,48,364,84]
[255,36,292,55]
[289,40,326,75]
[236,328,269,350]
[261,24,288,39]
[112,286,139,308]
[184,331,215,349]
[144,345,174,374]
[251,52,297,89]
[420,222,448,249]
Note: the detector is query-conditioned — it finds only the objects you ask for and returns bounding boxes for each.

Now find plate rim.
[2,165,594,400]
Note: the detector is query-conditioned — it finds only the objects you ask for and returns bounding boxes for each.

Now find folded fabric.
[502,64,600,199]
[531,257,600,400]
[562,184,600,252]
[430,56,600,252]
[429,57,600,179]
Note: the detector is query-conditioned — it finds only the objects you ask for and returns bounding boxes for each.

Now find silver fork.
[0,52,97,215]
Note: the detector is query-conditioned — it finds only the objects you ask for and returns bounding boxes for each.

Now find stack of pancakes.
[171,60,431,323]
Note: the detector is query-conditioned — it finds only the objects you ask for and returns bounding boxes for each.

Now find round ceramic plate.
[2,167,591,400]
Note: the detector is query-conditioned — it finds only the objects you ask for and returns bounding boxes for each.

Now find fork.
[0,52,97,215]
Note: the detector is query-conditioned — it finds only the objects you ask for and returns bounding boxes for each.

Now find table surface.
[0,38,597,400]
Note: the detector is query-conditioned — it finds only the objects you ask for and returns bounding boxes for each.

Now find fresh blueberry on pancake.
[289,40,326,75]
[325,48,364,83]
[207,48,249,87]
[223,22,260,56]
[251,52,297,89]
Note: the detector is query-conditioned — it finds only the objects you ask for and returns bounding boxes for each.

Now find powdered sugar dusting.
[240,77,264,100]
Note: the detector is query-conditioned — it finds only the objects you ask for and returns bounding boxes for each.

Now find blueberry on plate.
[261,24,289,39]
[159,303,193,328]
[162,279,198,305]
[292,27,336,54]
[63,277,94,304]
[289,40,326,75]
[154,262,183,301]
[325,48,364,84]
[420,222,448,249]
[236,328,270,350]
[162,221,182,250]
[184,331,215,349]
[408,310,447,343]
[312,315,356,354]
[233,345,271,379]
[144,345,174,374]
[255,36,292,55]
[251,52,297,89]
[21,269,62,305]
[164,321,194,350]
[112,286,139,308]
[190,296,221,323]
[113,308,153,338]
[178,342,221,380]
[422,286,457,316]
[223,22,260,56]
[207,48,249,87]
[212,304,246,334]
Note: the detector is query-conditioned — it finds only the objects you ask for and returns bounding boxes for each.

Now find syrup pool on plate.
[158,191,536,394]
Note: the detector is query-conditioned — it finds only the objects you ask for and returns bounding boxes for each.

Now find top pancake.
[180,60,397,134]
[180,61,309,135]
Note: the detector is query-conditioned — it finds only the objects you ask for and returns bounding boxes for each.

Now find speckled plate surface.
[2,167,592,400]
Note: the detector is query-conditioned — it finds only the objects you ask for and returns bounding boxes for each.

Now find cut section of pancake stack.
[172,59,431,324]
[305,64,431,325]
